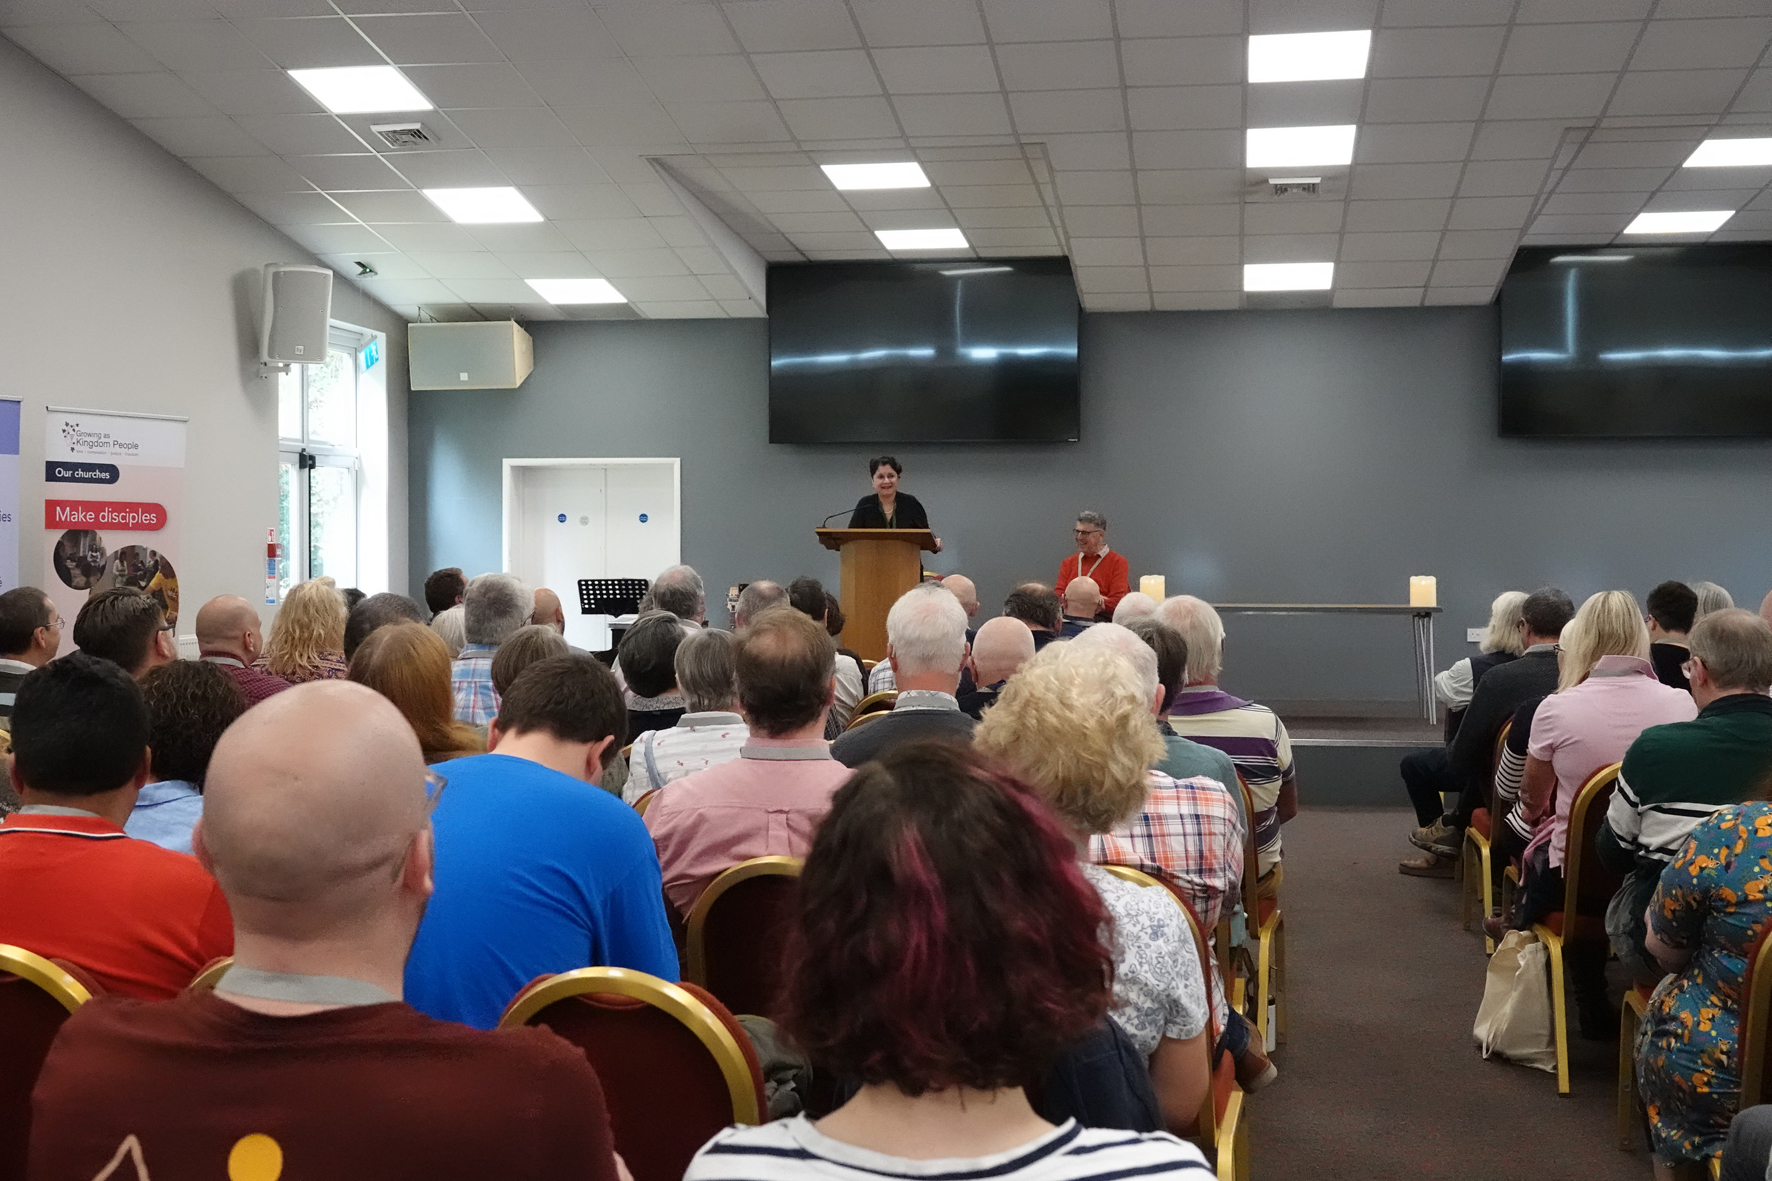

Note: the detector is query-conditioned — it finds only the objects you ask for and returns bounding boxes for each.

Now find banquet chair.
[633,788,660,817]
[1238,777,1283,1047]
[851,690,897,717]
[684,856,802,1018]
[1618,982,1657,1151]
[187,956,233,991]
[500,967,766,1181]
[1460,719,1512,954]
[0,945,97,1181]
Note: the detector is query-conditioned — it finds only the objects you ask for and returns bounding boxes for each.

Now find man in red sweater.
[1056,510,1130,617]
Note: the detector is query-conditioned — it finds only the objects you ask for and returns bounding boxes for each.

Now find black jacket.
[847,492,929,530]
[831,707,973,767]
[1448,647,1562,822]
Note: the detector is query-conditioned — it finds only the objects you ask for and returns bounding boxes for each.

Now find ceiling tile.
[283,223,396,254]
[1069,236,1145,266]
[1660,169,1771,194]
[1242,232,1340,262]
[70,71,218,118]
[131,114,267,156]
[83,0,212,19]
[618,275,713,301]
[466,221,576,251]
[893,93,1013,136]
[749,50,878,99]
[1430,257,1507,287]
[1609,69,1749,118]
[1527,213,1635,235]
[1119,0,1242,36]
[595,2,740,56]
[175,68,322,116]
[1363,77,1492,124]
[1148,263,1239,291]
[1484,73,1618,120]
[353,14,502,65]
[1356,122,1476,164]
[777,97,900,139]
[403,64,542,109]
[446,106,578,148]
[1499,22,1642,75]
[1379,0,1516,25]
[1340,230,1443,260]
[379,149,510,187]
[1135,168,1241,204]
[1243,201,1345,235]
[1422,286,1495,305]
[1350,161,1463,200]
[870,45,998,94]
[521,183,642,219]
[1118,37,1243,88]
[767,210,870,233]
[498,249,603,278]
[285,152,409,189]
[318,252,431,281]
[1131,129,1240,169]
[1152,291,1240,310]
[1446,194,1537,229]
[1073,264,1148,292]
[1572,138,1698,169]
[1343,197,1451,231]
[1039,132,1132,170]
[1334,288,1424,306]
[6,21,162,74]
[1144,235,1237,264]
[1054,169,1137,204]
[1248,0,1378,34]
[0,0,108,25]
[1540,190,1645,214]
[188,154,313,192]
[785,230,885,249]
[117,18,269,71]
[1337,260,1432,286]
[715,163,825,189]
[1370,27,1506,78]
[555,217,668,249]
[852,207,957,230]
[1643,188,1755,211]
[367,222,484,251]
[556,102,686,145]
[724,0,862,52]
[1436,228,1520,257]
[981,0,1114,43]
[487,147,613,184]
[1008,89,1125,133]
[403,251,517,279]
[923,159,1033,184]
[517,59,654,107]
[636,300,728,317]
[657,100,789,143]
[234,189,351,223]
[236,112,367,155]
[1457,158,1552,197]
[1469,119,1576,160]
[1556,165,1674,191]
[995,40,1120,90]
[1142,203,1241,235]
[1632,17,1772,70]
[850,0,986,46]
[470,10,624,63]
[335,189,449,222]
[230,16,382,69]
[1247,81,1366,128]
[956,205,1056,228]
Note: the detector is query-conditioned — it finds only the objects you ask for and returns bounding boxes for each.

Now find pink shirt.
[1527,655,1696,868]
[644,741,851,917]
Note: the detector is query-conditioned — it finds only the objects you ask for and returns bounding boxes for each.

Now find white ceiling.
[6,0,1772,320]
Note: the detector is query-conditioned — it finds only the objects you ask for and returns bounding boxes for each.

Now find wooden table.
[1211,604,1444,723]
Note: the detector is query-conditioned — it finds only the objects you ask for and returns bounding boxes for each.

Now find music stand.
[577,578,649,616]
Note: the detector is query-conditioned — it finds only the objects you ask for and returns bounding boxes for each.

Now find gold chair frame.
[1618,984,1654,1151]
[499,966,762,1125]
[633,788,661,817]
[1098,865,1248,1181]
[683,855,803,990]
[1236,777,1284,1048]
[1459,719,1512,954]
[843,710,889,733]
[187,957,234,991]
[1529,760,1621,1097]
[0,944,92,1013]
[852,690,898,716]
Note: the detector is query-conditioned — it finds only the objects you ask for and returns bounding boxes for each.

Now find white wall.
[0,36,409,619]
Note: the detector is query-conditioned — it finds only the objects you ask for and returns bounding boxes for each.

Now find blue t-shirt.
[405,753,679,1030]
[124,780,203,855]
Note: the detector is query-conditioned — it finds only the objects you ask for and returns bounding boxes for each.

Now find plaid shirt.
[1091,770,1244,1028]
[451,644,499,726]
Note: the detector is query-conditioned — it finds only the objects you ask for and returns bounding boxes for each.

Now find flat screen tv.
[768,258,1080,444]
[1499,244,1772,437]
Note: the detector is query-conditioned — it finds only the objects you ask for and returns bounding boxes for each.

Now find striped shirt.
[1091,770,1243,1028]
[685,1115,1210,1181]
[624,712,750,804]
[1606,692,1772,864]
[1167,686,1294,876]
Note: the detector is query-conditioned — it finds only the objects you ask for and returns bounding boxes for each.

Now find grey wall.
[409,305,1772,706]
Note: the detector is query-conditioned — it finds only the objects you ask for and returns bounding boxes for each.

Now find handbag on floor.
[1472,928,1557,1072]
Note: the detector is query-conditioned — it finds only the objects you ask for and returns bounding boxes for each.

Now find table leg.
[1414,612,1437,724]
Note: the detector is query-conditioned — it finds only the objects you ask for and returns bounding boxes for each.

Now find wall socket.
[1466,628,1484,643]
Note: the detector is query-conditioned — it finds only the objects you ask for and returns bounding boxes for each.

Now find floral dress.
[1638,803,1772,1163]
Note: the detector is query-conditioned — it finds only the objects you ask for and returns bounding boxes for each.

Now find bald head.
[971,615,1035,687]
[1065,576,1103,618]
[195,595,264,663]
[199,681,428,936]
[533,587,565,633]
[943,575,978,618]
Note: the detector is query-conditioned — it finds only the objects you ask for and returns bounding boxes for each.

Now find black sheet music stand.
[577,578,649,616]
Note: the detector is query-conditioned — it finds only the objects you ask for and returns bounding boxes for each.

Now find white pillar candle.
[1140,575,1166,601]
[1409,575,1437,607]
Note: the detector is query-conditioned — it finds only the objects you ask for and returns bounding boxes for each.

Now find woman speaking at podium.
[847,455,941,550]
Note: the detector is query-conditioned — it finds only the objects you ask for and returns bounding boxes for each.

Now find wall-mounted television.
[1499,244,1772,438]
[767,258,1080,444]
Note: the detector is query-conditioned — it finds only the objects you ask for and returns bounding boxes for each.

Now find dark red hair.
[781,742,1112,1095]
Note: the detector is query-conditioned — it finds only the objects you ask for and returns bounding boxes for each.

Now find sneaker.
[1409,819,1460,857]
[1232,1039,1279,1093]
[1482,915,1509,943]
[1398,853,1454,878]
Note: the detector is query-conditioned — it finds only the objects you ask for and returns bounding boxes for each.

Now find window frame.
[278,325,368,592]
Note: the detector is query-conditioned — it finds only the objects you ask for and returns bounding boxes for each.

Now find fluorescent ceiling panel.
[288,66,432,115]
[423,187,543,224]
[1683,138,1772,168]
[1243,262,1334,291]
[526,278,626,304]
[821,162,931,190]
[1248,30,1372,83]
[1246,125,1356,168]
[875,228,968,250]
[1621,210,1734,235]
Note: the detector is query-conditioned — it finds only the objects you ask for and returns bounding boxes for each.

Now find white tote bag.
[1472,929,1557,1071]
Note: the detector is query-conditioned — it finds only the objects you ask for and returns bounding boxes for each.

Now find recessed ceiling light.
[1621,210,1734,235]
[1246,125,1357,168]
[1248,30,1372,83]
[821,162,931,190]
[423,187,543,224]
[1244,262,1334,291]
[526,278,625,304]
[875,228,968,251]
[1683,138,1772,168]
[288,66,432,115]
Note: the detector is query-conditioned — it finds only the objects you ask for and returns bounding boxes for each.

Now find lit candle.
[1409,576,1437,607]
[1140,575,1166,601]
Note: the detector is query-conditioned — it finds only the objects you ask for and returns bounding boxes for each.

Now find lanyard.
[1077,550,1107,580]
[216,966,397,1007]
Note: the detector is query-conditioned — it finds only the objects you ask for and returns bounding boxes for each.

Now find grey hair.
[1070,622,1160,706]
[734,580,787,626]
[1076,510,1108,532]
[676,628,738,713]
[463,573,532,646]
[1112,592,1158,624]
[653,564,705,621]
[886,582,969,676]
[1688,608,1772,693]
[1155,595,1224,683]
[429,603,466,658]
[1482,591,1529,656]
[1693,581,1735,620]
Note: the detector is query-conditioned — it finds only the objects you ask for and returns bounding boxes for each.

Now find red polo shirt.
[0,811,232,999]
[1057,549,1132,613]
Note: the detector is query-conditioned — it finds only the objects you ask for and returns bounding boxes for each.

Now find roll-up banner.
[0,401,19,594]
[44,407,187,639]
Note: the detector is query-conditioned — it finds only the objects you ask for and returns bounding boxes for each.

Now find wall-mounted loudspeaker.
[408,321,534,389]
[260,264,333,368]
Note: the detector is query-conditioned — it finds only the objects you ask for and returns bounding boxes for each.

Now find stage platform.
[1264,701,1441,809]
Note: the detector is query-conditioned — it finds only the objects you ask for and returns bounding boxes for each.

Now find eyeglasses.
[423,769,447,816]
[1681,658,1700,680]
[1074,528,1103,537]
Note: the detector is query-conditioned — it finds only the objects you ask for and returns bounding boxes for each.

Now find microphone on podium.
[819,510,852,527]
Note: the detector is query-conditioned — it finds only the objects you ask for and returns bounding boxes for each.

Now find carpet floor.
[1246,808,1647,1181]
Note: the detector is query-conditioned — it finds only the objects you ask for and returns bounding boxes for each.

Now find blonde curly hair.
[262,576,348,680]
[974,643,1165,835]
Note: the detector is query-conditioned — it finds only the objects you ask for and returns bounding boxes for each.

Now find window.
[278,328,365,596]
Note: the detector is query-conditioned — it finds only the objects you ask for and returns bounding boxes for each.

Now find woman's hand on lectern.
[934,537,943,553]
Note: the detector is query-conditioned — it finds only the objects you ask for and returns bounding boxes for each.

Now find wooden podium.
[816,528,939,661]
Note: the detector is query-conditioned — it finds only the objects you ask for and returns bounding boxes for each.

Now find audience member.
[1694,580,1735,620]
[450,572,530,725]
[1760,587,1772,629]
[1061,576,1103,637]
[789,576,864,732]
[1721,1107,1772,1181]
[1112,591,1158,625]
[687,741,1208,1179]
[1408,587,1574,867]
[491,624,570,697]
[1004,582,1063,651]
[343,591,425,660]
[430,602,466,658]
[958,616,1034,718]
[1597,609,1772,978]
[1158,595,1296,896]
[1639,800,1772,1174]
[1072,623,1262,1089]
[0,586,60,725]
[833,584,974,767]
[733,579,787,628]
[72,587,175,679]
[341,587,366,613]
[942,574,980,624]
[531,587,567,633]
[974,643,1211,1134]
[0,653,231,997]
[866,574,981,698]
[348,623,485,766]
[625,629,747,803]
[126,660,247,855]
[27,681,623,1181]
[260,576,349,685]
[423,566,466,618]
[1119,617,1240,796]
[647,608,848,916]
[1646,579,1699,690]
[617,610,688,734]
[406,655,676,1029]
[195,594,290,704]
[1056,510,1130,616]
[652,563,707,628]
